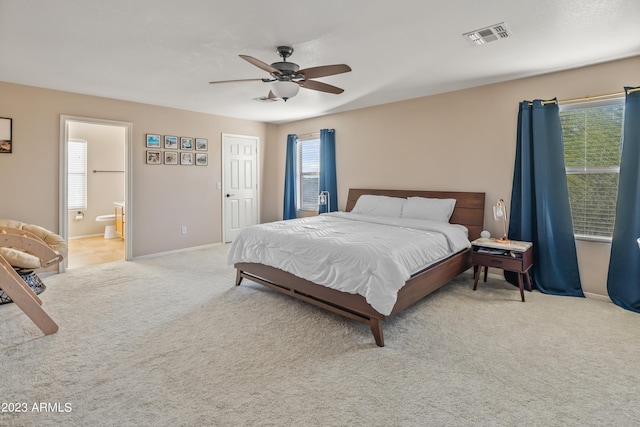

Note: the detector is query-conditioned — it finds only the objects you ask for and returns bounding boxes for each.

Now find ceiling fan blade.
[298,79,344,94]
[239,55,282,75]
[209,78,265,84]
[298,64,351,79]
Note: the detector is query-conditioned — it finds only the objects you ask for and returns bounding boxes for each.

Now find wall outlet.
[181,226,187,234]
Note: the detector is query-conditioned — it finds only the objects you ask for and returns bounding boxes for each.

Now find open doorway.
[59,116,133,270]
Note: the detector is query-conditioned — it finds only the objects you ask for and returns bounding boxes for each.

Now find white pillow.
[401,197,456,223]
[351,195,406,218]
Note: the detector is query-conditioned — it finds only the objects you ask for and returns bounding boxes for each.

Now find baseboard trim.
[68,233,105,240]
[583,292,612,303]
[463,270,611,302]
[133,242,224,260]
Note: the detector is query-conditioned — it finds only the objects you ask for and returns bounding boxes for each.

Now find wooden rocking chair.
[0,226,63,335]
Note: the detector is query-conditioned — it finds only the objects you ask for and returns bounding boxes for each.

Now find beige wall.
[264,55,640,297]
[0,82,266,257]
[1,55,637,295]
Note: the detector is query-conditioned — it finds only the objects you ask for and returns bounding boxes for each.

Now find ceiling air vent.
[463,22,511,46]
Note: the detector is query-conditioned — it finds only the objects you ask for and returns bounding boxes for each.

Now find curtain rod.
[558,88,633,104]
[531,87,640,106]
[93,170,124,173]
[296,132,320,139]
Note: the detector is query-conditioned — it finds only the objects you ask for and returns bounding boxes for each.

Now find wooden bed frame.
[234,188,485,346]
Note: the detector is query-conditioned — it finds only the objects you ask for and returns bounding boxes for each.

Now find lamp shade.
[492,199,509,242]
[493,203,504,221]
[272,81,299,101]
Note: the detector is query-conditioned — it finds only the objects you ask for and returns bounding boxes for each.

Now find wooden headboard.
[345,188,486,241]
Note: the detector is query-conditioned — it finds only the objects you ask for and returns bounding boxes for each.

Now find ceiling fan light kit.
[271,80,299,101]
[210,45,351,102]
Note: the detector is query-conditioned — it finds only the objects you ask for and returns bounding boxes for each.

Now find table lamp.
[493,199,510,243]
[319,191,330,213]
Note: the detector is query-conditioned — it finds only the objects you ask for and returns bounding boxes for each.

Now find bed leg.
[370,319,384,347]
[235,269,243,286]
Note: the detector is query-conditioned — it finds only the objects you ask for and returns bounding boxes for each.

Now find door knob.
[226,193,235,197]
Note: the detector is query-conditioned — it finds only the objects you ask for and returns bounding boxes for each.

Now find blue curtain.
[607,87,640,312]
[283,134,297,220]
[318,129,338,214]
[507,99,584,297]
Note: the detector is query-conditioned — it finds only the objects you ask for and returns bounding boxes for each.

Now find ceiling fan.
[209,46,352,101]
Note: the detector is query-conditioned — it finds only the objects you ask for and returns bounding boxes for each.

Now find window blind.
[297,138,320,211]
[68,139,87,210]
[560,99,624,238]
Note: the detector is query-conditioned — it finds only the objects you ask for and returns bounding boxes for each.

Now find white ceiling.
[1,0,639,124]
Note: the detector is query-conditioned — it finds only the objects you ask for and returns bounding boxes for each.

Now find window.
[296,136,320,211]
[560,98,624,239]
[68,139,88,210]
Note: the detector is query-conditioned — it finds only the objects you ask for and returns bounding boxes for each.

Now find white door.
[222,133,259,242]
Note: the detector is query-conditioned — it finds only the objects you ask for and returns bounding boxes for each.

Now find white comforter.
[227,212,470,316]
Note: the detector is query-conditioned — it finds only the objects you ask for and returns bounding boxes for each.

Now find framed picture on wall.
[195,138,208,151]
[164,151,178,165]
[0,117,12,153]
[180,152,193,165]
[164,135,178,149]
[146,150,161,164]
[146,134,161,148]
[180,137,193,150]
[195,153,208,166]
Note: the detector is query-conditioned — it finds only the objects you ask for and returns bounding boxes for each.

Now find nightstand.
[471,238,533,302]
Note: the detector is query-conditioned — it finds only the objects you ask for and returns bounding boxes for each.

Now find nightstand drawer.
[472,253,523,272]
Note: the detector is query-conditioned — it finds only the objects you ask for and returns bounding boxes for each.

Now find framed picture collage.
[145,134,208,166]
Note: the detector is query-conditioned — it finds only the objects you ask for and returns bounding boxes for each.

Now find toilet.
[96,214,118,239]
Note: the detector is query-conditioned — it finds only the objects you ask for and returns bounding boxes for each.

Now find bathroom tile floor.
[67,236,125,269]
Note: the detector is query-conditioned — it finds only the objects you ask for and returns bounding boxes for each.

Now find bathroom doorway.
[59,116,133,270]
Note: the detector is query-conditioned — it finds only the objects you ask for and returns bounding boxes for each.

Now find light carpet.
[1,244,639,426]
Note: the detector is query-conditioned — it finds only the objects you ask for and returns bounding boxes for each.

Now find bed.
[230,188,485,346]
